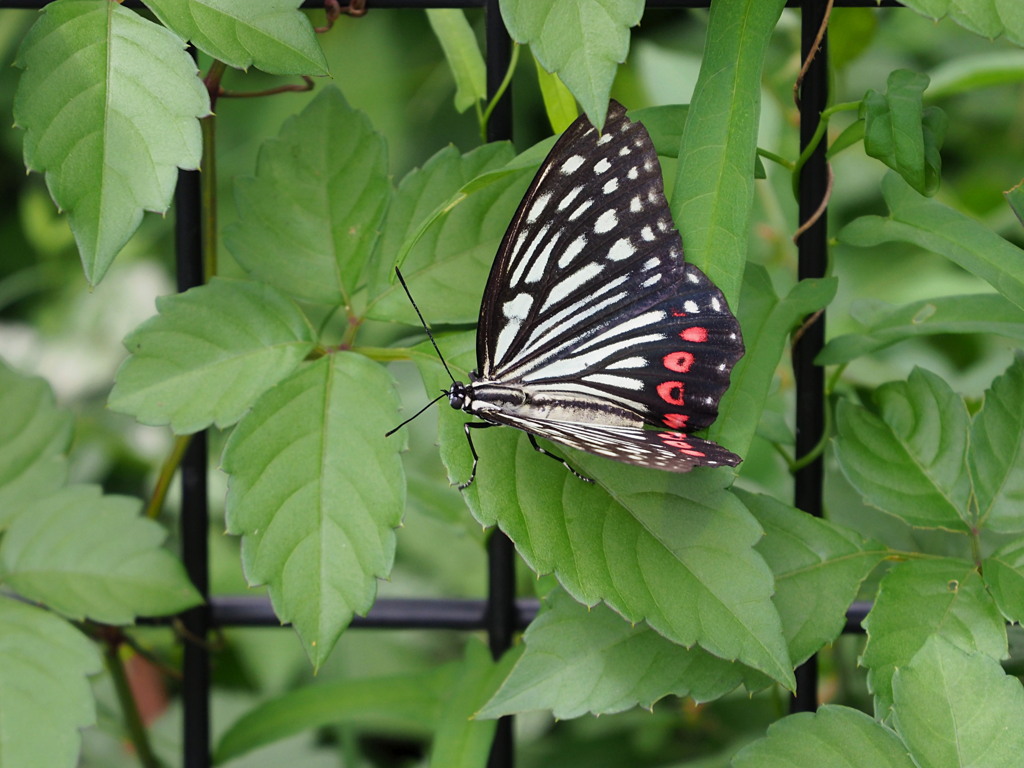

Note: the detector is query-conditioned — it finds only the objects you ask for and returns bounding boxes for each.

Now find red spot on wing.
[663,350,694,373]
[656,381,686,406]
[671,310,687,317]
[662,413,690,429]
[680,326,708,343]
[657,431,706,457]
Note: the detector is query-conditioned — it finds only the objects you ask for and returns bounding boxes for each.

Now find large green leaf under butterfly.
[428,101,744,484]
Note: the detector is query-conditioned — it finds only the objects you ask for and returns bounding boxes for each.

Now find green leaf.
[0,597,102,768]
[738,490,885,665]
[226,88,388,307]
[927,51,1024,99]
[628,104,689,159]
[732,705,916,768]
[426,9,486,113]
[834,368,972,531]
[1,486,201,623]
[365,142,522,326]
[438,409,794,688]
[817,294,1024,365]
[479,590,756,719]
[899,0,1021,42]
[429,639,518,768]
[215,664,455,764]
[673,0,787,304]
[861,69,946,196]
[970,353,1024,533]
[13,0,209,284]
[892,637,1024,768]
[0,362,72,529]
[498,0,643,130]
[709,265,836,459]
[533,56,578,133]
[838,173,1024,312]
[144,0,328,75]
[222,353,405,669]
[1007,177,1024,227]
[109,278,317,433]
[860,558,1007,715]
[982,539,1024,624]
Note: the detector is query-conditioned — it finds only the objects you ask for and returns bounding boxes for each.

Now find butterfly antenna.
[385,391,448,437]
[393,266,459,385]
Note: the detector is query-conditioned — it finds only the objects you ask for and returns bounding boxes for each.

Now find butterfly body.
[401,100,745,487]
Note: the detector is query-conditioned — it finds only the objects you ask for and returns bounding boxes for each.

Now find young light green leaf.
[440,416,794,688]
[0,597,102,768]
[426,9,486,113]
[927,51,1024,99]
[13,0,209,285]
[499,0,643,130]
[226,88,388,307]
[861,558,1007,716]
[0,362,72,529]
[709,265,837,460]
[533,56,577,133]
[215,664,455,764]
[982,539,1024,624]
[365,142,521,326]
[109,278,317,434]
[839,173,1024,311]
[970,353,1024,533]
[429,639,519,768]
[673,0,787,303]
[861,69,946,196]
[1,485,201,623]
[899,0,1019,43]
[738,490,885,665]
[479,590,755,720]
[222,353,405,669]
[835,368,972,531]
[817,294,1024,365]
[144,0,327,75]
[733,705,916,768]
[892,637,1024,768]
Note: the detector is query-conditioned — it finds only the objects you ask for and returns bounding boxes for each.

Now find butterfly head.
[447,380,470,411]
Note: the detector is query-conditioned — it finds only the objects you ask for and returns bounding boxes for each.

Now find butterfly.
[392,100,744,489]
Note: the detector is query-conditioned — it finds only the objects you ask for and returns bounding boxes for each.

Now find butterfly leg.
[527,434,594,484]
[458,421,493,490]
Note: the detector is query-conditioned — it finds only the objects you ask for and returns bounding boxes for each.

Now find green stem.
[145,435,192,520]
[103,637,166,768]
[480,43,520,143]
[791,394,833,473]
[757,147,794,171]
[791,100,861,199]
[201,60,227,281]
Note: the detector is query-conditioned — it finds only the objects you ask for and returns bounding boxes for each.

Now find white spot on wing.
[630,196,642,213]
[684,300,699,313]
[558,185,584,211]
[569,200,594,221]
[597,132,613,145]
[594,209,618,234]
[561,155,585,175]
[527,193,551,223]
[602,178,619,194]
[503,293,534,319]
[582,373,643,390]
[643,257,659,270]
[526,231,560,283]
[594,158,612,174]
[558,236,587,268]
[607,356,646,369]
[541,261,603,310]
[711,296,722,311]
[607,238,635,261]
[642,274,662,288]
[640,226,655,241]
[627,166,639,180]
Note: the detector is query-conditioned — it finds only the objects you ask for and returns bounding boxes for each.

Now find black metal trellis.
[0,1,913,766]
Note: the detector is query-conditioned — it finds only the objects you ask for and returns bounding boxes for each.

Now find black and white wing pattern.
[452,100,744,478]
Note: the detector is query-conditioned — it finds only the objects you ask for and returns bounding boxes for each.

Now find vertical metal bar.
[791,0,830,714]
[483,4,516,767]
[175,162,212,767]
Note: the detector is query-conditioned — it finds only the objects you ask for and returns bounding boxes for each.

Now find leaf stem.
[480,43,520,143]
[145,435,192,520]
[791,100,861,198]
[101,632,166,768]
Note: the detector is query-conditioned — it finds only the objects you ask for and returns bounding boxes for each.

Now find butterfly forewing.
[468,101,743,467]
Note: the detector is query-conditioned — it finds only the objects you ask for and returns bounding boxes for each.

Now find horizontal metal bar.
[139,594,871,634]
[0,1,909,10]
